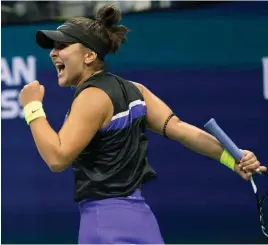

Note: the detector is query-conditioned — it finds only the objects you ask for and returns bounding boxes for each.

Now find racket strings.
[256,188,268,238]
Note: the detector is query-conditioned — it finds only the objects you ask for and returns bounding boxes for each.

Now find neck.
[76,69,103,87]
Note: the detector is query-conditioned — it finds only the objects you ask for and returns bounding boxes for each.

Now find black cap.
[36,21,108,59]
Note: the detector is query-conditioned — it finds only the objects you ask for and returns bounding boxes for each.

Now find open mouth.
[55,63,65,75]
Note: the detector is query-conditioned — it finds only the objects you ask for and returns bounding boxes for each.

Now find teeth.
[55,63,64,74]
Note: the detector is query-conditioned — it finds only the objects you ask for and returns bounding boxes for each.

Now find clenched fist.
[19,80,45,107]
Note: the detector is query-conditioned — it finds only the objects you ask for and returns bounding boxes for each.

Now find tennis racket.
[204,118,268,239]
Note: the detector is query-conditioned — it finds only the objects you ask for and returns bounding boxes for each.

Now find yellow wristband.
[220,149,236,171]
[23,101,46,125]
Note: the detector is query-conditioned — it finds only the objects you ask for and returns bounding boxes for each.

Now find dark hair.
[95,4,128,54]
[68,4,128,68]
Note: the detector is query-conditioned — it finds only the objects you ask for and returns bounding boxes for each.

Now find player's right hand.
[234,150,267,180]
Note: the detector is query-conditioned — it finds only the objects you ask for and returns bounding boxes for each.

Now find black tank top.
[70,72,156,202]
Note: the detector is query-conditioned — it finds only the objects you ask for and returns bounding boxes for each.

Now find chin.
[58,78,69,87]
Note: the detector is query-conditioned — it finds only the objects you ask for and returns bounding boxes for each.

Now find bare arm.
[132,82,223,161]
[29,87,112,172]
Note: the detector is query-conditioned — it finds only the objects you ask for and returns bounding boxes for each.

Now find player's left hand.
[234,150,267,180]
[19,80,45,107]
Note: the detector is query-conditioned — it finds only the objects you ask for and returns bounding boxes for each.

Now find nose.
[49,48,59,58]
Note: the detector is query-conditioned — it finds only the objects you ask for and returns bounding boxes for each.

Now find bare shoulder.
[73,86,111,107]
[70,86,113,124]
[130,81,145,95]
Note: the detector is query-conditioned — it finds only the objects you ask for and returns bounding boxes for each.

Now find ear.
[84,50,97,65]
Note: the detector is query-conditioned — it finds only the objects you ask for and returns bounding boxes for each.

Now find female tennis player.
[19,4,267,244]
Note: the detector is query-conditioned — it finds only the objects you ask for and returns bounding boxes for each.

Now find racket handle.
[204,118,243,161]
[204,118,267,176]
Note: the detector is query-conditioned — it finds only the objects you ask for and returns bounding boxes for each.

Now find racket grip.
[204,118,267,176]
[204,118,243,161]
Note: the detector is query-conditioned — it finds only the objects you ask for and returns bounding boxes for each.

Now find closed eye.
[54,42,69,50]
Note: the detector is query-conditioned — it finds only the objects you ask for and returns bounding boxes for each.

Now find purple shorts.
[78,189,164,244]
